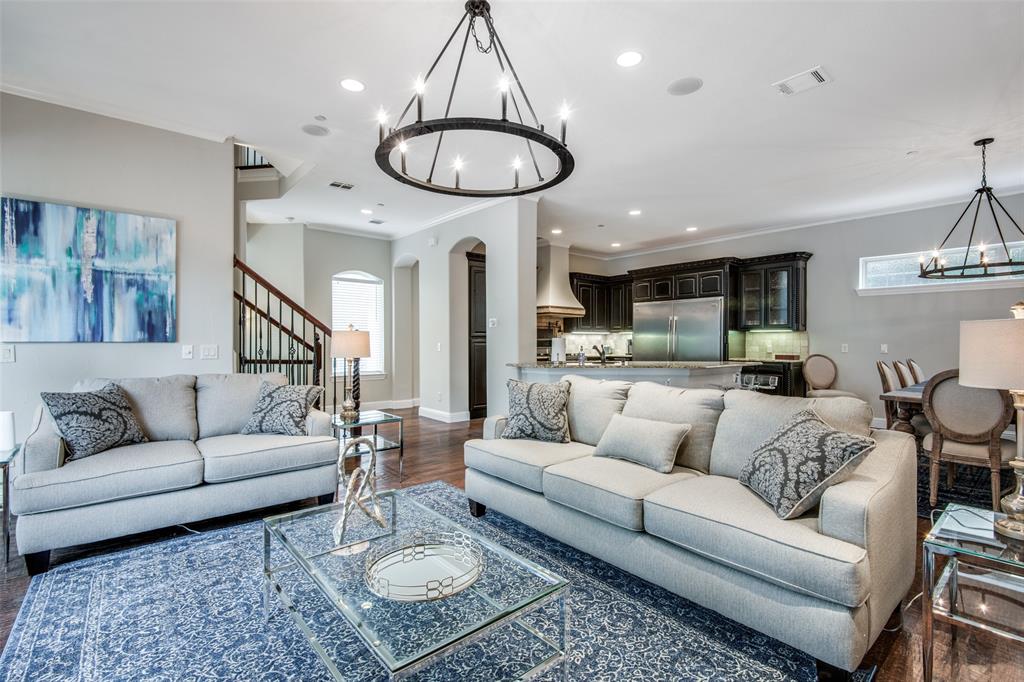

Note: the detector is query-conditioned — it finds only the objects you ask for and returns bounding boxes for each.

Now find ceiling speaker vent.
[772,66,832,96]
[368,218,386,225]
[329,181,354,190]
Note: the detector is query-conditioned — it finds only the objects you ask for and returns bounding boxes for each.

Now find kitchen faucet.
[592,345,607,366]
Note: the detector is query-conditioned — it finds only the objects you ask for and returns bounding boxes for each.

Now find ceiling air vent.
[368,219,386,225]
[772,66,832,96]
[329,181,354,190]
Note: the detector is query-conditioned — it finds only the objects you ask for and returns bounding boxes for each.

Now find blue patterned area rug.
[1,482,876,681]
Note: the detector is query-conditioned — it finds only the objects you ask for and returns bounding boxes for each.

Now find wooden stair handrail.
[233,293,317,352]
[234,256,331,335]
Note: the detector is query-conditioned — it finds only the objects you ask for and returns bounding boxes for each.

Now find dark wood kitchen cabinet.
[608,275,632,331]
[736,253,810,331]
[568,273,632,332]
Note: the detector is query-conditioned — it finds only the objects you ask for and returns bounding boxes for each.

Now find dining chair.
[802,354,859,398]
[876,360,899,429]
[893,360,914,389]
[922,369,1015,511]
[908,358,927,384]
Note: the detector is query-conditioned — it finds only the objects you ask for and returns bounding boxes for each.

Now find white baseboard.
[419,407,471,423]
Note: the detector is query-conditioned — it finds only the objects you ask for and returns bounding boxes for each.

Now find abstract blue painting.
[1,197,176,342]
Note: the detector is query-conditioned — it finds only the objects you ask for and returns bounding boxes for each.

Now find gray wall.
[0,94,234,437]
[571,195,1024,417]
[245,223,305,304]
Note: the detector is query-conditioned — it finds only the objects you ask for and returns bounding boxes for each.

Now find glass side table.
[922,503,1024,681]
[332,410,404,483]
[1,445,18,569]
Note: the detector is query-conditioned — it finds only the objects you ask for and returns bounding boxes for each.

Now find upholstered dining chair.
[908,358,927,384]
[922,369,1015,511]
[893,360,914,389]
[802,354,859,398]
[876,360,899,429]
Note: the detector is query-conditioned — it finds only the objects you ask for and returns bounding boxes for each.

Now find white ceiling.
[3,1,1023,257]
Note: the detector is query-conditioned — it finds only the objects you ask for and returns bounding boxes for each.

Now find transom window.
[331,271,385,375]
[858,241,1024,294]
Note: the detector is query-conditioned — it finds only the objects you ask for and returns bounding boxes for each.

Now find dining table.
[879,381,927,434]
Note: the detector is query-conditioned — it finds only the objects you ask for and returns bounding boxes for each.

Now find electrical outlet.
[436,342,442,352]
[880,344,888,354]
[840,343,849,353]
[181,344,194,359]
[0,344,14,363]
[436,391,443,403]
[428,237,438,247]
[200,344,219,360]
[488,318,498,328]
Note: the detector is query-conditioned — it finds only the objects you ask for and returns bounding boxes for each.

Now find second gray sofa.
[11,372,339,574]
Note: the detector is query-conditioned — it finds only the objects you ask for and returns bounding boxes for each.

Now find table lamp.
[331,325,371,422]
[959,304,1024,540]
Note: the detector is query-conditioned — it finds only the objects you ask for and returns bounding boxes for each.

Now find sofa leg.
[468,499,486,518]
[815,659,853,681]
[317,493,335,506]
[24,550,51,576]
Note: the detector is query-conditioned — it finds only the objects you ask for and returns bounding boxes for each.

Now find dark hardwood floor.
[2,409,1021,680]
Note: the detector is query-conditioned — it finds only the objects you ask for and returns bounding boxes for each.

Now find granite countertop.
[509,361,761,370]
[728,357,805,364]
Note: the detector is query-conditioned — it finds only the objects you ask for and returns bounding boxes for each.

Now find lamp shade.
[331,327,370,358]
[959,318,1024,390]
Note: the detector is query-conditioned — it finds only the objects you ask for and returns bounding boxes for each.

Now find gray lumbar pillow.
[241,382,323,436]
[594,413,691,473]
[502,379,571,443]
[739,409,875,519]
[40,383,148,462]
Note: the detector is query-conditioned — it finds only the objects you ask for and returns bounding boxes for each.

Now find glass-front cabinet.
[736,254,809,331]
[766,266,790,327]
[739,269,764,328]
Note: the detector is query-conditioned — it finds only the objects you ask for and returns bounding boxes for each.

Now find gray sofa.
[464,375,917,678]
[11,373,339,574]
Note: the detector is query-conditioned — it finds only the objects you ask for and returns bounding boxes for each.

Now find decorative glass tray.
[364,530,485,602]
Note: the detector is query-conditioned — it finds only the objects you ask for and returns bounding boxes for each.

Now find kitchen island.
[509,361,759,389]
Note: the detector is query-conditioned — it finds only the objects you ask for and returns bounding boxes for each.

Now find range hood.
[536,244,585,319]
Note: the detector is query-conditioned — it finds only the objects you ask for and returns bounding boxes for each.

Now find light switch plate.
[880,344,888,354]
[200,344,219,360]
[181,344,194,359]
[488,318,498,328]
[0,344,14,363]
[436,342,442,352]
[840,343,849,353]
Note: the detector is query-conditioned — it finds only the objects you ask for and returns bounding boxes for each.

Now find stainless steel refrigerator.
[632,297,724,361]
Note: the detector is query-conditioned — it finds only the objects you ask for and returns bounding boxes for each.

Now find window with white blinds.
[331,271,385,375]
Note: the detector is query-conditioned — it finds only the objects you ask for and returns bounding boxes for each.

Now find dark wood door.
[468,254,487,419]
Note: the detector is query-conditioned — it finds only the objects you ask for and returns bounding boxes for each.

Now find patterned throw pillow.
[739,409,875,519]
[502,379,571,443]
[41,383,148,462]
[241,383,323,436]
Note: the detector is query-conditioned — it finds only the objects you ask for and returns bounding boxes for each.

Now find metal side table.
[922,504,1024,681]
[332,411,404,482]
[1,445,18,569]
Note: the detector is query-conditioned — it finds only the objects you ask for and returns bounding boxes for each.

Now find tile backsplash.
[734,331,809,360]
[561,332,633,356]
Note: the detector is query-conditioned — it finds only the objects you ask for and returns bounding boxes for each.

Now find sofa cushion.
[11,440,203,515]
[195,373,288,438]
[241,383,324,436]
[41,383,149,461]
[463,438,594,492]
[75,375,198,442]
[594,413,690,473]
[643,476,870,607]
[710,390,873,478]
[196,434,338,484]
[502,379,571,442]
[543,456,701,531]
[560,374,632,446]
[621,383,725,473]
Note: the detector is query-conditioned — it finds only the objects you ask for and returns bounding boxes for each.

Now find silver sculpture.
[332,436,387,546]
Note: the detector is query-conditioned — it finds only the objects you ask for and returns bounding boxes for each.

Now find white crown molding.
[571,189,1024,262]
[303,222,395,241]
[1,82,229,143]
[419,197,512,230]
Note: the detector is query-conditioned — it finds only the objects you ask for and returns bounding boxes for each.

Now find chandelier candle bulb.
[499,77,509,121]
[513,156,521,189]
[398,140,408,175]
[414,77,425,122]
[559,103,570,145]
[376,108,388,144]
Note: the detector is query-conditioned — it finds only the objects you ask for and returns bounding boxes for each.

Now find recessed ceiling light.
[611,242,622,248]
[551,228,563,235]
[616,51,643,68]
[302,124,330,137]
[667,77,704,96]
[361,209,373,215]
[340,78,365,92]
[628,209,642,216]
[597,224,605,228]
[686,226,699,232]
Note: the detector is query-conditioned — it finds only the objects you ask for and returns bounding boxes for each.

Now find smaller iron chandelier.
[919,138,1024,279]
[373,0,574,198]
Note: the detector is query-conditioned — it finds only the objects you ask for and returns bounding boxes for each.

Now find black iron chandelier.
[919,138,1024,279]
[373,0,574,198]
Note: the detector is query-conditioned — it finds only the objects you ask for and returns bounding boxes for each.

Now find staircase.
[233,256,337,410]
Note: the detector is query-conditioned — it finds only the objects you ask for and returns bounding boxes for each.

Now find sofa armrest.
[16,405,64,476]
[483,415,507,440]
[306,409,333,437]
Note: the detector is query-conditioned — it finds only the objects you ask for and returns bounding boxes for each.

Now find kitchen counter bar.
[510,361,760,389]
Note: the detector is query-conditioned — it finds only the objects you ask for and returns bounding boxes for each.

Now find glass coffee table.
[263,490,570,680]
